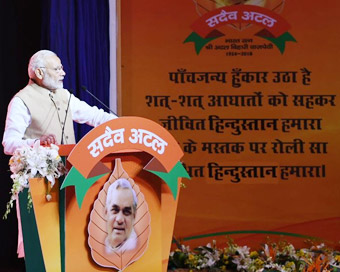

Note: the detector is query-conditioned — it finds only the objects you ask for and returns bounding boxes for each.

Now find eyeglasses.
[39,66,64,73]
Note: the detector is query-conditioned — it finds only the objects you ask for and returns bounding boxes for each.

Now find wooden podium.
[19,117,189,272]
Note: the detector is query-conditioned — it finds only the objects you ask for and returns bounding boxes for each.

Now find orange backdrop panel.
[119,0,340,248]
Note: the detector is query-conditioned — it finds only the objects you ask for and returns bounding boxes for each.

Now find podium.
[19,117,189,272]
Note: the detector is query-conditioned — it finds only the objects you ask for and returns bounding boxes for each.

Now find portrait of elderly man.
[105,178,138,253]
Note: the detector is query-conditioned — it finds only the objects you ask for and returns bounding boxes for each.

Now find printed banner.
[120,0,340,249]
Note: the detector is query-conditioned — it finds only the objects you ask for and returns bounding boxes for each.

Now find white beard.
[42,74,63,90]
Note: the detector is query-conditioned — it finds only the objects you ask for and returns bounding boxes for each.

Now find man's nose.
[116,212,124,224]
[60,69,66,76]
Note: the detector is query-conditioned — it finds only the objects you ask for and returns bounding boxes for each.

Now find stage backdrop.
[119,0,340,249]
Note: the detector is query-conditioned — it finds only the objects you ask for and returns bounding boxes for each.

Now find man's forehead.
[111,204,132,209]
[108,188,134,205]
[45,55,62,67]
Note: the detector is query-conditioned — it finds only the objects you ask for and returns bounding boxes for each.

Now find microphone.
[60,89,73,144]
[81,86,118,117]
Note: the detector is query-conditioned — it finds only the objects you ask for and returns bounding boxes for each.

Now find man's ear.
[34,68,44,79]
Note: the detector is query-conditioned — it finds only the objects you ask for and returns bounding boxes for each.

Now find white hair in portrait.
[106,178,138,212]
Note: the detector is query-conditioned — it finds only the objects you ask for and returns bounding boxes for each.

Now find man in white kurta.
[2,50,118,257]
[3,50,117,155]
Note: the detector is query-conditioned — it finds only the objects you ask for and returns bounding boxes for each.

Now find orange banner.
[119,0,340,249]
[67,117,183,178]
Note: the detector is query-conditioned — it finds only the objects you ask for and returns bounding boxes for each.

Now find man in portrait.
[105,178,138,253]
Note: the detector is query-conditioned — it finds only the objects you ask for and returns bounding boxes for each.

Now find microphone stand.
[81,86,118,117]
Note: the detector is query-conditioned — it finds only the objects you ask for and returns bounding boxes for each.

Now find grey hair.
[27,50,57,79]
[106,178,138,212]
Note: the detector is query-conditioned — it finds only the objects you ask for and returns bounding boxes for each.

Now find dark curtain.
[0,1,110,270]
[41,0,111,140]
[0,1,42,271]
